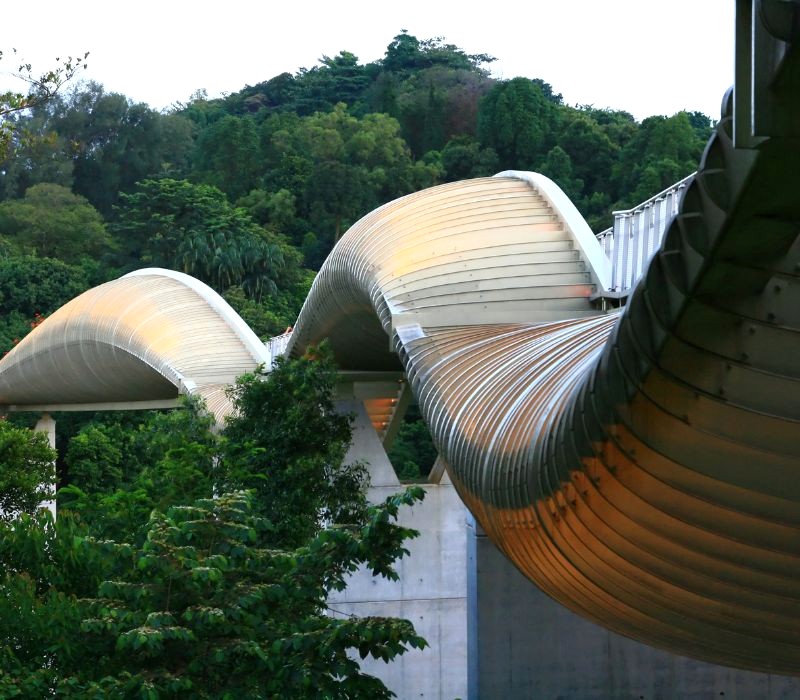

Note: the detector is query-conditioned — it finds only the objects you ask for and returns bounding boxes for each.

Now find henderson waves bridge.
[1,2,799,695]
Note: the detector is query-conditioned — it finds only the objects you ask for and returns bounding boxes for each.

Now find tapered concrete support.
[34,412,56,449]
[329,397,469,700]
[33,412,56,516]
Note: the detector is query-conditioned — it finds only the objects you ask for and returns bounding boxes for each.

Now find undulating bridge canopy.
[0,268,270,421]
[0,5,798,675]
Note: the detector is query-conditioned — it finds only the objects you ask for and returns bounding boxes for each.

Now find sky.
[2,0,735,121]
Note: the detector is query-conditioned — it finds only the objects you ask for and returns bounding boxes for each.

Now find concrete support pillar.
[34,412,56,449]
[33,412,56,517]
[338,398,400,488]
[329,396,469,700]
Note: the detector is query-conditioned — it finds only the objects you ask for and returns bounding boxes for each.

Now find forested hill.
[0,31,712,356]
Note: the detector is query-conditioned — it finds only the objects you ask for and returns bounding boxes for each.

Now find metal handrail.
[596,173,695,293]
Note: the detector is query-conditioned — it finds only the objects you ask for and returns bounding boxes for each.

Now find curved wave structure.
[0,12,798,677]
[286,116,800,673]
[0,269,270,421]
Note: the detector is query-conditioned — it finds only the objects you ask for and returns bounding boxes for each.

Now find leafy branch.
[0,49,89,157]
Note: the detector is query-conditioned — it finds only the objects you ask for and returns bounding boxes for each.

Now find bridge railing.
[596,173,694,294]
[264,329,293,366]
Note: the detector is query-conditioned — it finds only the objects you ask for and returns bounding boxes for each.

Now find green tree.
[579,106,637,153]
[113,178,293,299]
[396,66,493,156]
[237,187,297,232]
[193,114,261,200]
[382,31,494,76]
[1,354,427,698]
[1,489,425,697]
[0,255,88,316]
[0,49,88,160]
[81,490,426,698]
[440,135,499,181]
[539,145,583,201]
[0,256,89,354]
[220,343,368,549]
[226,72,299,115]
[305,159,371,242]
[57,347,358,553]
[557,112,616,197]
[0,183,113,261]
[173,88,229,127]
[0,106,74,201]
[51,83,194,215]
[293,51,372,115]
[260,104,438,255]
[477,77,562,170]
[387,404,439,482]
[612,111,707,207]
[0,421,55,521]
[382,31,425,75]
[0,507,112,697]
[63,423,125,493]
[59,397,218,544]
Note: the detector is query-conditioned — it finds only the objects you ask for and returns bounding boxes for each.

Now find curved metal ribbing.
[0,269,271,421]
[285,28,800,673]
[0,8,796,675]
[287,176,602,368]
[537,93,800,671]
[548,17,800,663]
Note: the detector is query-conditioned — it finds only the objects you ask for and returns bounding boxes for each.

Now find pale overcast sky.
[2,0,735,121]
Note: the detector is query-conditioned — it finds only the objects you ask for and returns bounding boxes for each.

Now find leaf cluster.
[219,342,369,549]
[1,346,427,696]
[0,49,88,159]
[68,489,425,698]
[0,420,55,521]
[113,179,287,299]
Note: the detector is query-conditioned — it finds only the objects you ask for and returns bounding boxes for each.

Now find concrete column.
[33,412,56,517]
[329,397,469,700]
[338,398,400,488]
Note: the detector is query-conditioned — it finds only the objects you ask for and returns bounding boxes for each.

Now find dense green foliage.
[75,490,424,699]
[388,404,438,482]
[220,345,368,548]
[0,183,112,262]
[0,255,89,355]
[1,491,426,698]
[1,350,426,697]
[113,178,295,298]
[58,397,218,544]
